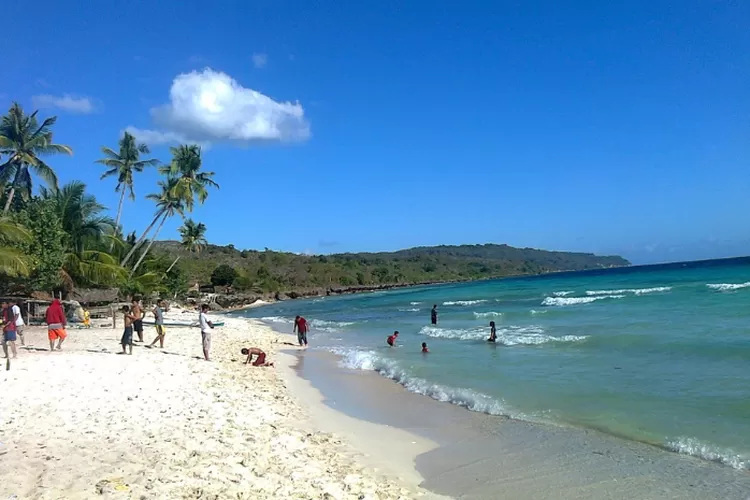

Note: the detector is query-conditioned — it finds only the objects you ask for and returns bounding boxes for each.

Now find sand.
[0,308,430,499]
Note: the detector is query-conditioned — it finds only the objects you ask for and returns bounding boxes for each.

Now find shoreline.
[0,310,432,499]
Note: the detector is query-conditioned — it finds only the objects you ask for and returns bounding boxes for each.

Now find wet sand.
[290,348,750,499]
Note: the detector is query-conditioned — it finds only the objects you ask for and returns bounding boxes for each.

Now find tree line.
[0,102,213,298]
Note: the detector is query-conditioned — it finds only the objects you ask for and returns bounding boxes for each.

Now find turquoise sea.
[238,257,750,470]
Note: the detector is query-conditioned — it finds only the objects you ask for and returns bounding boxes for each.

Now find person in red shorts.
[387,330,399,347]
[293,315,309,347]
[241,347,274,367]
[45,299,67,352]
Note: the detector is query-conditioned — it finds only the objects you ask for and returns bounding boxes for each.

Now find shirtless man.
[241,347,274,367]
[131,298,145,342]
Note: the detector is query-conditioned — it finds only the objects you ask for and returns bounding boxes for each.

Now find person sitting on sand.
[421,342,429,353]
[45,299,67,352]
[293,315,309,347]
[488,321,497,343]
[120,306,137,355]
[387,331,399,347]
[241,347,274,367]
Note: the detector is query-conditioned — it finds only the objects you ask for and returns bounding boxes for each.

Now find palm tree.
[166,219,207,273]
[40,181,125,285]
[159,145,219,212]
[97,132,159,236]
[0,218,32,276]
[130,177,185,274]
[0,103,73,212]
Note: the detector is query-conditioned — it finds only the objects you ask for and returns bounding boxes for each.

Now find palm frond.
[0,247,30,276]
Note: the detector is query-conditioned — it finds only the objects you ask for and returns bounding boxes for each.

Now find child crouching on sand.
[120,305,137,355]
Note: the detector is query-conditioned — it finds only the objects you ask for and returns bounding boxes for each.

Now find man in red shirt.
[387,331,399,347]
[293,315,309,347]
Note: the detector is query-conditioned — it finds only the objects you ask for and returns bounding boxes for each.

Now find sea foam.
[585,286,672,296]
[418,325,587,345]
[473,311,503,318]
[331,347,513,416]
[706,282,750,292]
[260,316,294,324]
[542,295,625,306]
[667,437,748,470]
[443,300,488,306]
[553,291,575,297]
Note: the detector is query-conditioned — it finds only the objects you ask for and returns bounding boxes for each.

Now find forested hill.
[153,242,630,293]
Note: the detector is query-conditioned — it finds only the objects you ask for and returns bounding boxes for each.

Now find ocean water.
[237,257,750,471]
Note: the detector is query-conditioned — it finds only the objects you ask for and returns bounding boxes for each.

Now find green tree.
[211,264,237,286]
[159,145,219,212]
[0,103,73,212]
[0,218,32,277]
[13,199,66,292]
[130,177,185,273]
[179,219,207,253]
[97,132,159,235]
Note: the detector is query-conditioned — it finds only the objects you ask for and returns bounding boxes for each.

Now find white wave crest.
[309,319,354,332]
[585,286,672,296]
[530,309,547,315]
[667,437,748,470]
[409,301,422,305]
[398,307,420,312]
[260,316,293,324]
[331,348,512,416]
[706,282,750,292]
[473,311,503,318]
[418,325,587,346]
[553,291,574,297]
[443,300,488,306]
[542,295,625,306]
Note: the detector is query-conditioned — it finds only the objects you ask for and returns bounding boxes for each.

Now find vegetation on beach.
[0,101,629,300]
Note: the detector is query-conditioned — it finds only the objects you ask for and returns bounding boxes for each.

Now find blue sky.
[2,1,748,264]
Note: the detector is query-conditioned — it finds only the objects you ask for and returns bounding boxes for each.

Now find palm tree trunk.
[165,255,181,274]
[110,189,126,250]
[131,212,168,274]
[3,187,16,213]
[120,210,163,266]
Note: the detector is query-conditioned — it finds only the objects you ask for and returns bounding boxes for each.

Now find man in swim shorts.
[131,298,145,342]
[11,300,25,346]
[147,299,166,348]
[45,299,67,352]
[241,347,274,367]
[120,305,136,355]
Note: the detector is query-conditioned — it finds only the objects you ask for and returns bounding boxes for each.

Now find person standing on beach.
[147,300,166,349]
[120,305,136,355]
[11,300,25,346]
[199,304,214,361]
[387,331,399,347]
[1,302,17,359]
[131,298,145,343]
[45,299,67,352]
[431,305,438,325]
[293,315,309,347]
[488,321,497,342]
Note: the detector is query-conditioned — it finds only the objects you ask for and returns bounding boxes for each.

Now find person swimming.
[387,331,399,347]
[421,342,429,353]
[488,321,497,342]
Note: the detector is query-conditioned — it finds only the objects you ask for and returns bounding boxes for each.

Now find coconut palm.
[159,145,218,212]
[0,103,73,212]
[166,219,207,273]
[40,181,125,285]
[130,177,185,274]
[97,132,159,235]
[0,218,32,276]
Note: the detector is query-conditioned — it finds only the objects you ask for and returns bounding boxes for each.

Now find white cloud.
[126,68,309,146]
[124,126,186,145]
[32,94,94,114]
[252,53,268,69]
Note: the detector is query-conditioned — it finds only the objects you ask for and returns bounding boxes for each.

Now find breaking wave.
[260,316,293,324]
[418,325,587,345]
[553,291,575,297]
[667,437,748,470]
[331,347,515,416]
[530,309,547,315]
[585,286,672,296]
[409,301,422,305]
[706,282,750,292]
[542,295,625,306]
[398,307,421,312]
[443,300,488,306]
[473,311,503,318]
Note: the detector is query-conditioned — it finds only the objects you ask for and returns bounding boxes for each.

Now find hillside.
[152,242,630,294]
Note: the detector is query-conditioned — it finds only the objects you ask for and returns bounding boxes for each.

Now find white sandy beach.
[0,309,433,499]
